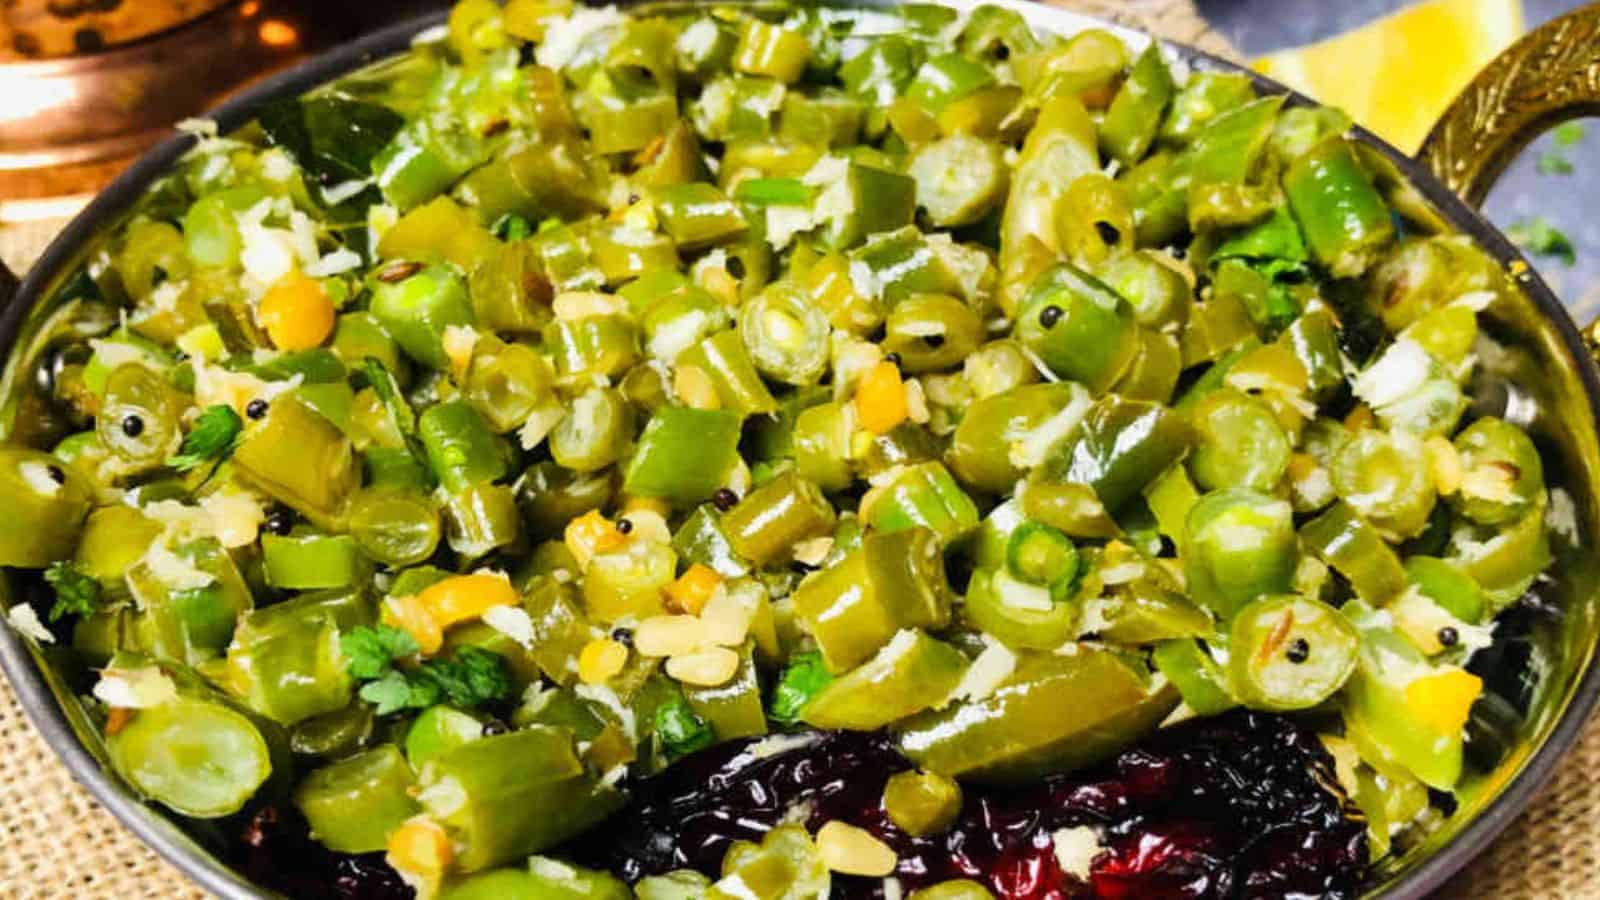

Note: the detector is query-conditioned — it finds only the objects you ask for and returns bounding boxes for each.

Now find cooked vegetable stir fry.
[0,0,1560,896]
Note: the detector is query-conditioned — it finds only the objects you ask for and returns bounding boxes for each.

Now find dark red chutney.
[236,805,414,900]
[573,710,1369,899]
[233,710,1366,899]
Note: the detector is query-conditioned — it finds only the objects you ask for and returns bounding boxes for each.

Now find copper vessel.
[0,0,438,208]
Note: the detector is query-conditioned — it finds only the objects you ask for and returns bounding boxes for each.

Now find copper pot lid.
[1,0,238,60]
[0,0,438,217]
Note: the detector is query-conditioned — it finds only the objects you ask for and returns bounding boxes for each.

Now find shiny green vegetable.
[739,282,830,386]
[415,726,624,871]
[127,538,254,665]
[684,643,768,742]
[1152,638,1236,715]
[583,540,676,622]
[262,533,367,590]
[1330,429,1436,539]
[1449,417,1544,526]
[16,3,1569,880]
[910,134,1009,228]
[515,462,616,540]
[1184,488,1298,619]
[1188,388,1290,492]
[1039,395,1191,514]
[295,745,419,853]
[104,660,280,819]
[441,862,630,900]
[348,487,442,567]
[861,461,979,545]
[1228,594,1358,710]
[899,648,1178,783]
[1283,137,1395,277]
[999,95,1099,315]
[1013,263,1138,393]
[462,337,559,433]
[720,471,835,566]
[444,482,523,559]
[792,527,952,672]
[948,382,1089,494]
[228,588,371,724]
[652,182,748,249]
[549,388,633,473]
[419,400,511,491]
[882,294,984,374]
[1100,43,1174,166]
[678,329,778,415]
[1300,501,1408,606]
[405,705,485,767]
[545,314,641,379]
[0,448,92,568]
[369,265,476,370]
[801,629,967,730]
[671,505,749,578]
[623,407,742,507]
[233,396,360,528]
[882,768,963,837]
[963,567,1079,651]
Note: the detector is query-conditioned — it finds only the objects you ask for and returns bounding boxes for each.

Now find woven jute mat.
[1,2,1596,898]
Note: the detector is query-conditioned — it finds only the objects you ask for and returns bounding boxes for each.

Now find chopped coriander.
[42,561,100,622]
[169,404,243,472]
[1507,217,1577,267]
[358,670,420,716]
[1536,151,1573,175]
[343,627,511,716]
[768,650,832,724]
[1537,122,1587,175]
[413,647,513,710]
[654,696,714,757]
[340,624,420,679]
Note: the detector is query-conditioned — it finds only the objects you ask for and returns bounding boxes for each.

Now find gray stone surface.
[1195,0,1600,321]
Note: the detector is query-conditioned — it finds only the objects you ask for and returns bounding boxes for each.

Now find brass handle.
[1417,2,1600,209]
[1417,2,1600,360]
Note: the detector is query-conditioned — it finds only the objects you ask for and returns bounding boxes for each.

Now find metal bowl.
[2,2,1599,897]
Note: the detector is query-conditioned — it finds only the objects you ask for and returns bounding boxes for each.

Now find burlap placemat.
[2,3,1593,898]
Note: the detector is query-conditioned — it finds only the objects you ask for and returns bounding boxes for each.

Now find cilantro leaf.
[654,695,714,758]
[1211,207,1308,265]
[1555,121,1587,147]
[170,404,243,472]
[1537,151,1574,175]
[359,670,417,716]
[414,647,513,710]
[340,624,420,680]
[768,650,832,725]
[1209,208,1311,336]
[344,632,510,716]
[1537,122,1587,176]
[42,561,101,623]
[1507,217,1577,267]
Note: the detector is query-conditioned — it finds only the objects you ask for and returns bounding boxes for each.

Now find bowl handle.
[1417,2,1600,209]
[1418,2,1600,356]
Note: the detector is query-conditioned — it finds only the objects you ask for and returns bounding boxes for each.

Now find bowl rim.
[1,3,1598,898]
